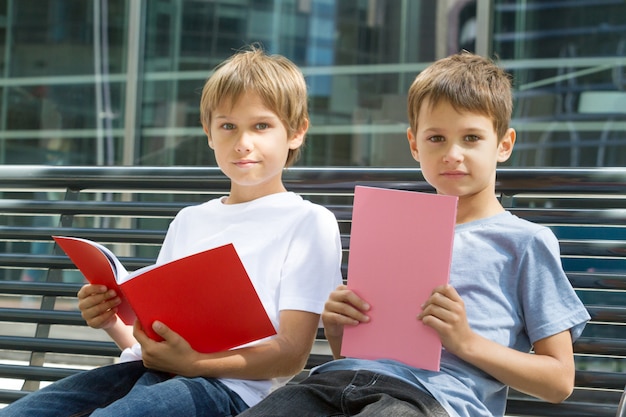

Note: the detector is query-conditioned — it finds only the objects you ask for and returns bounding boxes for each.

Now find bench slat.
[0,226,166,244]
[576,370,626,390]
[506,388,621,417]
[574,337,626,356]
[0,308,84,326]
[0,199,186,217]
[0,253,152,270]
[0,364,79,381]
[0,281,81,297]
[0,389,29,404]
[0,336,120,357]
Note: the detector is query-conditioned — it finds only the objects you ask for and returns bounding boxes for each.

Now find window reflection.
[0,0,623,168]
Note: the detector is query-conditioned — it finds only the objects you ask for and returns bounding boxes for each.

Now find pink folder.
[340,186,457,371]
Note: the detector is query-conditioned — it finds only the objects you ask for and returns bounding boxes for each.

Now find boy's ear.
[406,127,420,162]
[288,119,309,150]
[203,124,214,149]
[497,128,516,163]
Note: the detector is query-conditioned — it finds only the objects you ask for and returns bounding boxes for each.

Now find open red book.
[53,236,276,353]
[341,186,457,371]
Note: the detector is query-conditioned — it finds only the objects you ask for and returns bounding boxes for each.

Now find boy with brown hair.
[238,52,590,417]
[0,46,343,417]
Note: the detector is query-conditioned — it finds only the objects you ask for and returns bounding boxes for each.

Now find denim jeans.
[0,361,249,417]
[238,370,449,417]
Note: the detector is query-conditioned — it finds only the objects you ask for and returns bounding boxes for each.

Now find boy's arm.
[420,285,575,403]
[458,330,575,403]
[135,309,320,379]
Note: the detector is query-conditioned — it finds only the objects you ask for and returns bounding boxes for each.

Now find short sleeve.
[278,206,343,315]
[519,228,590,344]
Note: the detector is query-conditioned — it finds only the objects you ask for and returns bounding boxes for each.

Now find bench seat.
[0,165,625,416]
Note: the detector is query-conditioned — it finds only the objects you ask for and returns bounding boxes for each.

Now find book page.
[117,262,160,285]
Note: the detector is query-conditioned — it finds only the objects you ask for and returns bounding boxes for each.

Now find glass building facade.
[0,0,624,168]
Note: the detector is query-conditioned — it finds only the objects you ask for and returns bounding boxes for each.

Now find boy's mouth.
[234,159,259,167]
[441,170,468,179]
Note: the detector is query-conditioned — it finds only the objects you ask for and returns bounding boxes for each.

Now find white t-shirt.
[120,191,343,406]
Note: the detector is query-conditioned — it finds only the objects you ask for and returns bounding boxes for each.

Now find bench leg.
[617,385,626,417]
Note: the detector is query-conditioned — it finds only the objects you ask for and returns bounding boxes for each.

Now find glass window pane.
[493,0,626,167]
[0,0,128,165]
[140,0,443,167]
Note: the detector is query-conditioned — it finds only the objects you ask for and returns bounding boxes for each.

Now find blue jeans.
[0,361,249,417]
[238,370,449,417]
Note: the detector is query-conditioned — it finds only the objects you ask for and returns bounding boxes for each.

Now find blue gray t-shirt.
[313,211,590,417]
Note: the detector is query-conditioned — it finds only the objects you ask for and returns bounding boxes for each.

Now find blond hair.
[200,45,309,167]
[407,52,512,140]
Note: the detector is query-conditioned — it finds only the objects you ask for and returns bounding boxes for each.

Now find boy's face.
[204,92,305,203]
[407,98,514,199]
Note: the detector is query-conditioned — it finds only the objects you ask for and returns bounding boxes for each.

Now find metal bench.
[0,165,625,416]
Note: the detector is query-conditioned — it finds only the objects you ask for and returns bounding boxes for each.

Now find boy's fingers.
[434,284,462,301]
[324,298,370,324]
[79,291,119,311]
[345,291,370,311]
[81,298,119,319]
[152,321,170,338]
[324,312,359,326]
[330,286,370,311]
[77,284,109,299]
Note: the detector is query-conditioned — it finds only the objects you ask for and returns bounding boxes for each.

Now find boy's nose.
[235,132,253,153]
[443,144,463,163]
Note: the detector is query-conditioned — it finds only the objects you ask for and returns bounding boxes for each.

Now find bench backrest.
[0,166,625,416]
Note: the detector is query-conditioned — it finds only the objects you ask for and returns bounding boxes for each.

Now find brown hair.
[407,52,512,140]
[200,45,309,167]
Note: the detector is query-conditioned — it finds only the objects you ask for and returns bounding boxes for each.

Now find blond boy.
[1,46,342,417]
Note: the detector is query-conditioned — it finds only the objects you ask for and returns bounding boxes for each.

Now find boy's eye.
[428,135,445,143]
[221,123,235,130]
[255,122,269,130]
[464,135,480,142]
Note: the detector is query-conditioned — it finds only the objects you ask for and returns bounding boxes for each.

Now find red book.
[340,186,457,371]
[53,236,276,353]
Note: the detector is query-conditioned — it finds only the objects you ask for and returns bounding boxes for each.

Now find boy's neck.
[455,194,505,224]
[224,186,288,205]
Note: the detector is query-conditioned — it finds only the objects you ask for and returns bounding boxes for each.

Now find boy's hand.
[418,284,474,356]
[322,284,370,339]
[77,284,120,330]
[134,320,199,376]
